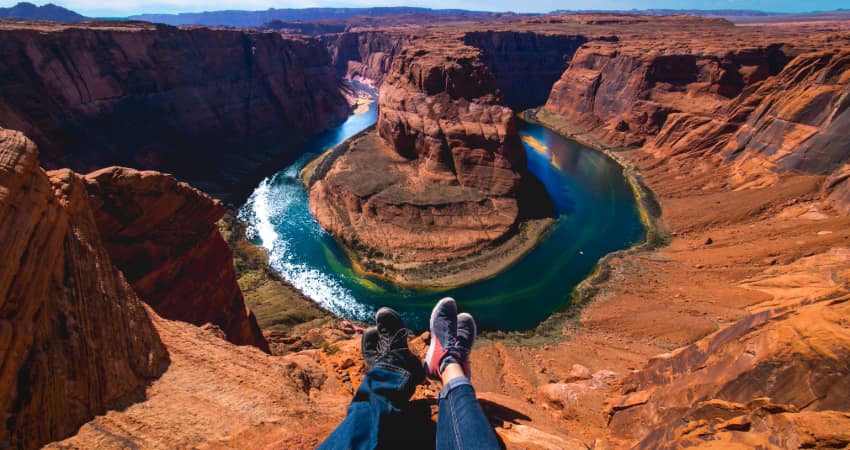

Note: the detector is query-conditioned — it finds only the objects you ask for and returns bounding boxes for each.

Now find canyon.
[1,12,849,450]
[0,21,350,201]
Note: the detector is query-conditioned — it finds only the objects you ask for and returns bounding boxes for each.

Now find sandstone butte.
[0,13,850,450]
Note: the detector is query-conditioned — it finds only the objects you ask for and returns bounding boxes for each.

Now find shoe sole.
[425,297,455,377]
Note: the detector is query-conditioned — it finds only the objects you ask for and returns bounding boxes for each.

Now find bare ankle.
[440,362,465,384]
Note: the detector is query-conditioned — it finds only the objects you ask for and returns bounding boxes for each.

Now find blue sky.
[4,0,850,17]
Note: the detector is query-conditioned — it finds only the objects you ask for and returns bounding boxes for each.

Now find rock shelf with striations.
[0,129,167,449]
[306,38,553,286]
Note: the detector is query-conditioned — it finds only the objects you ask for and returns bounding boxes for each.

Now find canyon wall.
[0,22,350,201]
[543,40,792,148]
[719,50,850,180]
[320,30,409,84]
[645,48,850,190]
[542,36,850,202]
[84,167,269,352]
[463,31,590,110]
[0,129,167,450]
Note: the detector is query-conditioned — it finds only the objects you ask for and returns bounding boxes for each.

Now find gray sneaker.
[456,312,477,378]
[425,297,474,379]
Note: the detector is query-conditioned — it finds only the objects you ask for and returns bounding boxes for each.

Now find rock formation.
[826,164,850,214]
[306,38,552,286]
[0,21,350,201]
[321,30,409,85]
[540,28,850,200]
[720,50,850,183]
[608,250,850,448]
[0,129,167,449]
[84,167,269,352]
[543,40,793,148]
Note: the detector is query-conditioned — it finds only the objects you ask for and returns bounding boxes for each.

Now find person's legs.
[426,298,499,450]
[436,377,498,450]
[319,308,425,450]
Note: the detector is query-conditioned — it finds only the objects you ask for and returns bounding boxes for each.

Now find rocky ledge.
[304,39,553,287]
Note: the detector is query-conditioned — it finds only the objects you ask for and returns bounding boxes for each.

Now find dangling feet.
[361,307,425,384]
[425,298,476,380]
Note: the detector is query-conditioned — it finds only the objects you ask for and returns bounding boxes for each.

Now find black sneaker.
[361,326,380,368]
[363,307,425,384]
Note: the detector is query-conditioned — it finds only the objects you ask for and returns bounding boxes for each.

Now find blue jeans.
[319,365,499,450]
[436,377,500,450]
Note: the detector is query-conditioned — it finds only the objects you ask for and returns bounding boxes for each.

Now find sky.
[3,0,850,17]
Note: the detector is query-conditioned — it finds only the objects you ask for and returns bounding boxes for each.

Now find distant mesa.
[128,7,529,28]
[0,2,87,22]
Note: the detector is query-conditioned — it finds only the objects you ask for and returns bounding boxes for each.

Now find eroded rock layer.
[608,250,850,449]
[376,41,526,196]
[0,21,350,200]
[307,38,551,284]
[84,167,269,352]
[541,25,850,202]
[543,40,793,148]
[0,129,167,450]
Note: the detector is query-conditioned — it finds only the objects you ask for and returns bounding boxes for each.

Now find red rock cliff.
[543,40,792,148]
[84,167,269,352]
[541,32,850,204]
[376,41,526,195]
[0,21,350,201]
[320,30,409,85]
[607,250,850,448]
[0,129,167,450]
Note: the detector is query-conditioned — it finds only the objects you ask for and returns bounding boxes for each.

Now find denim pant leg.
[319,363,415,450]
[436,377,500,450]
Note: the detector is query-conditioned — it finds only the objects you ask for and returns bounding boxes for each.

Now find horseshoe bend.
[1,6,850,450]
[302,39,558,287]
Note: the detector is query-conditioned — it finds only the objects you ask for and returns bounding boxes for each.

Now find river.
[239,88,645,331]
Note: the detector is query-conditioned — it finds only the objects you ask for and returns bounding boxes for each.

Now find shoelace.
[443,335,470,364]
[376,328,409,362]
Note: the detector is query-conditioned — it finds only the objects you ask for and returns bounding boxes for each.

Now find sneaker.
[361,326,380,368]
[456,312,477,379]
[425,297,473,379]
[362,307,425,384]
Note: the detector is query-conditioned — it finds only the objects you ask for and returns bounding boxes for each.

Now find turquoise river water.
[239,93,645,331]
